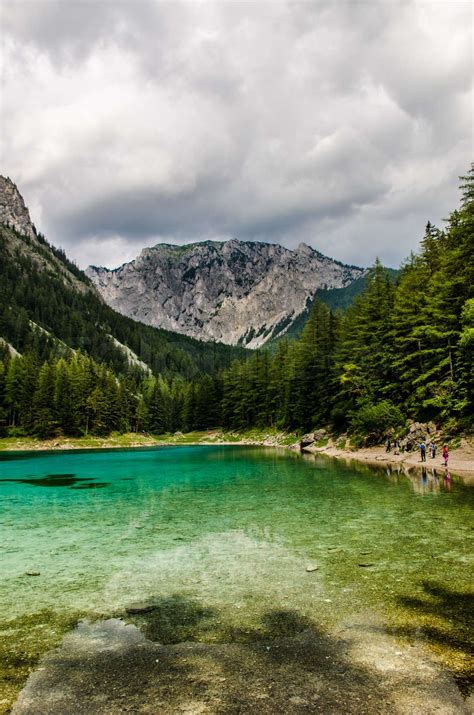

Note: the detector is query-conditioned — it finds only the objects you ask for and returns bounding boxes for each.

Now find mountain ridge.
[87,238,366,348]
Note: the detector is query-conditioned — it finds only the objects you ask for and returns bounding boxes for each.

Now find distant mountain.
[0,176,247,377]
[87,240,365,348]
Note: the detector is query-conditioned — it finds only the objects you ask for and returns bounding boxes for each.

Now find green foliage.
[350,400,405,439]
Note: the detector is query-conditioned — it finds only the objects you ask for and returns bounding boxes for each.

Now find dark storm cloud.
[1,0,472,268]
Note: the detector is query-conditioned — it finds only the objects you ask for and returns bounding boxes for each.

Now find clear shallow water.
[1,445,473,704]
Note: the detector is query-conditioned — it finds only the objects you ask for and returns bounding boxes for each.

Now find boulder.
[300,433,316,449]
[300,428,327,449]
[402,422,438,451]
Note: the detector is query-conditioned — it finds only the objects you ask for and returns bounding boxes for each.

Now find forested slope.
[272,268,398,344]
[221,169,473,437]
[0,223,247,436]
[0,226,248,379]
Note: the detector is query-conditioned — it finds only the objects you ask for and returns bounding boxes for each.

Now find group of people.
[385,436,449,466]
[419,440,449,466]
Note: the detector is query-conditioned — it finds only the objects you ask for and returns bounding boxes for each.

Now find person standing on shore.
[419,441,427,463]
[386,438,391,453]
[430,442,437,459]
[442,444,449,466]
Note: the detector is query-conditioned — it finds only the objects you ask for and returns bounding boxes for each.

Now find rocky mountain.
[0,176,36,239]
[87,240,365,348]
[0,175,92,295]
[0,176,248,377]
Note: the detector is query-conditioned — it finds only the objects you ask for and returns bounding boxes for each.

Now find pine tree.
[0,360,7,435]
[54,358,76,434]
[87,385,109,435]
[33,361,58,437]
[148,379,169,434]
[268,339,291,427]
[134,396,148,432]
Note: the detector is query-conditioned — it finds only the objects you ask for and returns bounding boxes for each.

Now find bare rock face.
[0,176,36,239]
[0,175,94,297]
[87,240,364,347]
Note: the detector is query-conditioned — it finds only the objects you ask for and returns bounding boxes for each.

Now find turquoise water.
[1,445,473,703]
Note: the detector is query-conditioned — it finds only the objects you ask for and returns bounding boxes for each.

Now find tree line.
[0,167,472,439]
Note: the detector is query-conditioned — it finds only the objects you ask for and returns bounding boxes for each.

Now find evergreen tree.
[33,361,58,437]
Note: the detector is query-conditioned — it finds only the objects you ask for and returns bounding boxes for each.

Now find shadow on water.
[393,580,474,695]
[12,597,467,714]
[128,595,216,644]
[12,601,384,714]
[3,473,81,487]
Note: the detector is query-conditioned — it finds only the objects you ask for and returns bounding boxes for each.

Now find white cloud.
[1,0,472,268]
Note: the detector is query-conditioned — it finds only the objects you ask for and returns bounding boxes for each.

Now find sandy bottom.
[12,613,472,715]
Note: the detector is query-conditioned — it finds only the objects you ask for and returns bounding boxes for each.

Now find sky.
[1,1,472,270]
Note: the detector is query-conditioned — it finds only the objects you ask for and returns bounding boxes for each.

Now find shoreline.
[0,430,298,454]
[302,436,474,485]
[1,431,472,484]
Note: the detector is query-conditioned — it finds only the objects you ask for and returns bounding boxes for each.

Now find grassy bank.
[0,428,299,452]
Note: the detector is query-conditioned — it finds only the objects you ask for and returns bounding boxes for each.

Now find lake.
[1,445,472,713]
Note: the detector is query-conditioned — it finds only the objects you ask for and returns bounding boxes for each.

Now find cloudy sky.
[1,1,472,269]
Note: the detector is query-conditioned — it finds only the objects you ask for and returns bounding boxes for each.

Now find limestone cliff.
[0,176,36,239]
[87,240,365,347]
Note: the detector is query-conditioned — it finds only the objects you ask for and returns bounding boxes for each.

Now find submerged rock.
[125,603,156,615]
[25,571,41,576]
[306,564,319,572]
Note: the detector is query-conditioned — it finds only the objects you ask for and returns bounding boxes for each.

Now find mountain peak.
[296,242,315,256]
[0,175,36,240]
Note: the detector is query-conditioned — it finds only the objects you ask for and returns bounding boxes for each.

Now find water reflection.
[304,453,461,497]
[444,470,452,491]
